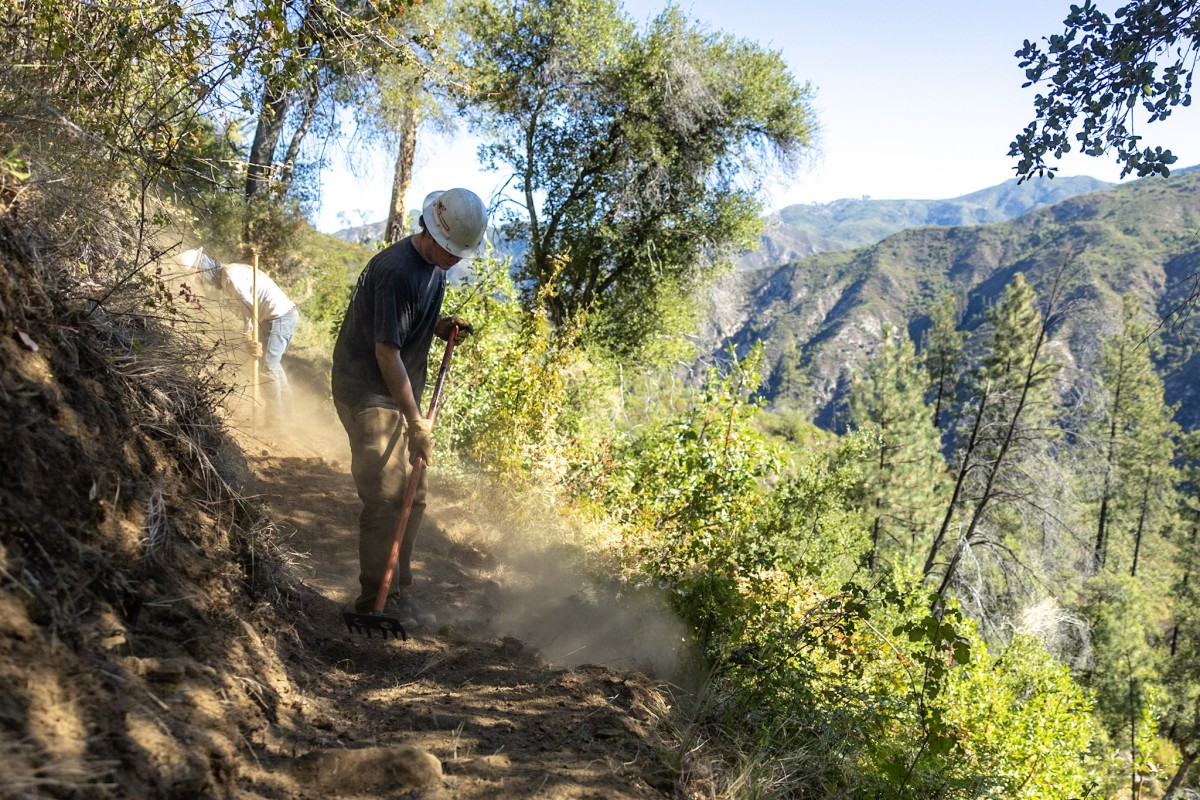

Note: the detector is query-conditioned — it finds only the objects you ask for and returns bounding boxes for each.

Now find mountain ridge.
[735,174,1114,269]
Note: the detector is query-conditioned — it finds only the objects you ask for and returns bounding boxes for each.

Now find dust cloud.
[162,248,349,463]
[491,549,693,681]
[259,389,695,684]
[261,394,696,684]
[225,369,350,465]
[435,489,696,683]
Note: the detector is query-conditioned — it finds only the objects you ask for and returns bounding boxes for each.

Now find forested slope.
[704,166,1200,429]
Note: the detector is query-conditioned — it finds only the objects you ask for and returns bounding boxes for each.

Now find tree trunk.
[1095,419,1118,571]
[870,511,882,572]
[923,386,989,580]
[1095,495,1111,570]
[277,74,323,194]
[870,438,888,572]
[935,374,1042,600]
[1130,480,1151,577]
[245,76,293,198]
[386,102,420,244]
[1096,343,1127,571]
[932,373,947,430]
[245,7,321,199]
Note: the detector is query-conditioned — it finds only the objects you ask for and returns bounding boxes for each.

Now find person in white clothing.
[180,248,299,425]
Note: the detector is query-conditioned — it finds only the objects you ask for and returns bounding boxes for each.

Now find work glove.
[242,337,263,359]
[434,315,474,341]
[406,417,434,466]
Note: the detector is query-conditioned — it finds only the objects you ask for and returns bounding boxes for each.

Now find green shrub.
[435,253,600,482]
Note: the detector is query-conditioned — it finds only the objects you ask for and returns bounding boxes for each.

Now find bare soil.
[230,420,690,800]
[0,227,701,799]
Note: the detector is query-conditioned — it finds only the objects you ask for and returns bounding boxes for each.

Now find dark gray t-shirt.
[331,238,445,409]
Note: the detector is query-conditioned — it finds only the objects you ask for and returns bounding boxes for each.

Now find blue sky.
[315,0,1200,232]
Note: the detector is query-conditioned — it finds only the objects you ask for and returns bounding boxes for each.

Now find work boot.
[396,587,437,629]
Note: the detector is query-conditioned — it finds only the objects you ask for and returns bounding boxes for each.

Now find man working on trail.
[331,188,485,630]
[180,249,298,428]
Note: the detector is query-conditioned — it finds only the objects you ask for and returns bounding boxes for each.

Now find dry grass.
[0,738,117,800]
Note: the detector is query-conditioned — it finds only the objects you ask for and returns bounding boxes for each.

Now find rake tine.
[342,609,408,641]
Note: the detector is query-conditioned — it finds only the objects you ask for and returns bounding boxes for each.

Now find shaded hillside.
[703,168,1200,430]
[734,174,1114,270]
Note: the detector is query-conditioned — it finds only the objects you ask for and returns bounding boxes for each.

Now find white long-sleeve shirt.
[220,263,295,335]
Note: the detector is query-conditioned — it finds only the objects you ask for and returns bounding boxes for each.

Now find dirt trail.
[226,393,691,799]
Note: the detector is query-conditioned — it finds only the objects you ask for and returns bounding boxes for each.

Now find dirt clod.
[294,744,442,795]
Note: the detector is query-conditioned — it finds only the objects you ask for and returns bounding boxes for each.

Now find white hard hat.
[179,248,222,284]
[421,188,487,259]
[179,248,202,270]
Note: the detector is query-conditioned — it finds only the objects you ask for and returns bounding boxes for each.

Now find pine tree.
[921,292,964,431]
[1162,432,1200,798]
[1090,296,1181,575]
[849,325,947,573]
[924,272,1065,600]
[1078,573,1168,799]
[975,273,1060,439]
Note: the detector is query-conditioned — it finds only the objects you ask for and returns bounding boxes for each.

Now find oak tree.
[460,0,817,355]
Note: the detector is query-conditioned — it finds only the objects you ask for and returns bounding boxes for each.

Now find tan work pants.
[334,402,427,611]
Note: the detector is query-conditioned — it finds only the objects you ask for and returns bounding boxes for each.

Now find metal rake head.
[342,610,408,641]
